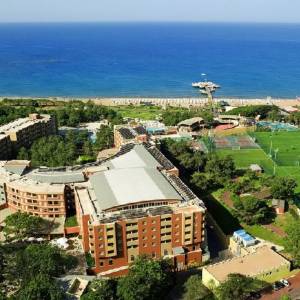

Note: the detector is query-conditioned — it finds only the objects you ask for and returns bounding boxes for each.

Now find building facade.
[0,113,57,159]
[0,140,208,276]
[202,246,291,288]
[75,144,208,276]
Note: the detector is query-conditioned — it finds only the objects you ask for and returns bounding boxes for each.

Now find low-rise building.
[114,125,148,149]
[202,246,291,287]
[178,117,205,132]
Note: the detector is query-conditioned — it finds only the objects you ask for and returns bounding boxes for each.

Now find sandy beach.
[1,96,299,109]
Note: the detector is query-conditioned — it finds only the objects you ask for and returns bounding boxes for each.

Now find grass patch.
[262,268,297,283]
[217,148,274,173]
[243,224,285,246]
[85,252,95,268]
[252,131,300,166]
[65,215,78,227]
[113,105,163,120]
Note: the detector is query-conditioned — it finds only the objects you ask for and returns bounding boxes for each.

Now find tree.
[183,275,213,300]
[11,244,77,282]
[81,279,118,300]
[94,125,114,152]
[17,147,29,160]
[178,151,206,172]
[271,177,297,200]
[191,172,211,192]
[117,256,174,300]
[226,105,279,119]
[205,155,235,180]
[233,196,272,225]
[16,274,64,300]
[3,212,49,240]
[285,219,300,266]
[0,291,5,300]
[83,140,94,157]
[216,273,267,300]
[29,135,77,167]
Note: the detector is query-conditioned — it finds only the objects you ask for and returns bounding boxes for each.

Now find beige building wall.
[6,183,66,218]
[202,268,220,288]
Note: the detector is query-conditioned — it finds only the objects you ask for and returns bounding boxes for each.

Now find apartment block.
[0,113,57,158]
[0,134,12,160]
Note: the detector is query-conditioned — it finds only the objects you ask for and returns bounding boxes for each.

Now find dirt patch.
[221,191,234,208]
[263,224,287,237]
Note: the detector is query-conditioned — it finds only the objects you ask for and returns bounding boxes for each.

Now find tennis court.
[213,135,259,150]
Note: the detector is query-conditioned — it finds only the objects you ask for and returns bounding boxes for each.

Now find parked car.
[273,281,284,291]
[280,279,290,287]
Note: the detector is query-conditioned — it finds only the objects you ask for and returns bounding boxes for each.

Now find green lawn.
[252,131,300,166]
[217,148,274,174]
[243,224,285,247]
[65,215,78,227]
[113,105,163,120]
[218,136,300,192]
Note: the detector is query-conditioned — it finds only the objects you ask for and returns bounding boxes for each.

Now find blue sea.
[0,22,300,98]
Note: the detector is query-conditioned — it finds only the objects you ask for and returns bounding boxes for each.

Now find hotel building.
[75,144,208,276]
[0,113,57,159]
[0,135,208,275]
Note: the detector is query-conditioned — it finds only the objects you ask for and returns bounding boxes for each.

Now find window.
[130,255,135,262]
[164,250,168,256]
[109,259,113,265]
[100,261,104,266]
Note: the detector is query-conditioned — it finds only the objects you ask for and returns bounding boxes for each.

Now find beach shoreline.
[1,96,299,109]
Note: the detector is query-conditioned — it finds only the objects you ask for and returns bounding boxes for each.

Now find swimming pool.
[256,121,299,131]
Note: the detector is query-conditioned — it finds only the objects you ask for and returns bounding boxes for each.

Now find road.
[261,272,300,299]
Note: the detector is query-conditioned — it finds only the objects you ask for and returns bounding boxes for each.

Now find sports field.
[217,131,300,192]
[252,131,300,166]
[217,148,274,173]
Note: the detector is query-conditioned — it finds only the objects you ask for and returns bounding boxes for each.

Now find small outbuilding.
[249,164,263,174]
[272,199,286,215]
[202,246,291,288]
[177,117,205,132]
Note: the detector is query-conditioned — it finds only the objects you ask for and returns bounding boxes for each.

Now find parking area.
[261,272,300,299]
